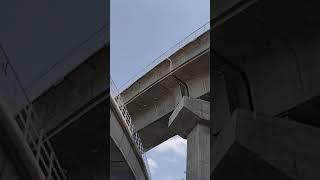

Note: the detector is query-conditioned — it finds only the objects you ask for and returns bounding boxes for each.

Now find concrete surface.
[169,96,210,180]
[121,31,210,150]
[213,0,320,116]
[212,109,320,180]
[110,139,135,180]
[51,100,107,180]
[213,0,320,179]
[187,124,210,180]
[33,47,108,135]
[213,142,293,180]
[168,96,210,138]
[110,97,149,180]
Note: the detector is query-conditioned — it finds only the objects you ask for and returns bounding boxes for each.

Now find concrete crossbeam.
[169,96,210,180]
[168,96,210,139]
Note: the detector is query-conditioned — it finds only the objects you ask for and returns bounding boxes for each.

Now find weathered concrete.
[110,139,135,180]
[212,108,320,180]
[122,31,210,150]
[169,96,210,180]
[51,99,107,180]
[187,124,210,180]
[213,143,293,180]
[213,0,258,28]
[168,96,210,138]
[214,0,320,117]
[32,47,108,135]
[110,97,149,180]
[213,0,320,179]
[212,73,231,135]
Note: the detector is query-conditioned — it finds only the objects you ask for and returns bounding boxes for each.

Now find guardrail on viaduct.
[0,45,67,180]
[118,21,210,92]
[111,77,152,179]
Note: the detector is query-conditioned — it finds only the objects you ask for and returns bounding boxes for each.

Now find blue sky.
[110,0,209,179]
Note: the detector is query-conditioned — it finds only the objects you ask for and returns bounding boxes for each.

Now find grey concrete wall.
[68,160,106,180]
[213,1,320,178]
[213,0,246,19]
[214,0,320,116]
[212,0,258,28]
[244,38,320,115]
[32,47,108,133]
[212,109,320,180]
[187,124,210,180]
[110,102,149,180]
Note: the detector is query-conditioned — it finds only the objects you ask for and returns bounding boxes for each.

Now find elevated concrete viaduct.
[121,31,210,150]
[213,0,320,179]
[120,30,210,179]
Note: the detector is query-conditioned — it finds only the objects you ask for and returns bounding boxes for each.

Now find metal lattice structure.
[0,45,67,180]
[15,105,67,180]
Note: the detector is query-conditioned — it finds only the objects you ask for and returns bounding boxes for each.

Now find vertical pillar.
[187,123,210,180]
[168,96,210,180]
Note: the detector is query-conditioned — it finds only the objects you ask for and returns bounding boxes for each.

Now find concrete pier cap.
[168,96,210,139]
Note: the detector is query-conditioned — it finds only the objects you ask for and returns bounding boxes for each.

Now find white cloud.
[163,157,179,163]
[164,176,174,180]
[153,135,187,157]
[147,157,158,175]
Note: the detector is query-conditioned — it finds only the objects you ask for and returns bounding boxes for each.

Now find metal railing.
[0,45,67,180]
[15,105,67,180]
[111,78,152,179]
[117,21,210,93]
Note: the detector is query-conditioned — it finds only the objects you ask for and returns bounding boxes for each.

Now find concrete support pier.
[213,108,320,180]
[168,96,210,180]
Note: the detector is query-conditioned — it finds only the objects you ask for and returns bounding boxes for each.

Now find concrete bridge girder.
[122,32,210,150]
[32,48,108,134]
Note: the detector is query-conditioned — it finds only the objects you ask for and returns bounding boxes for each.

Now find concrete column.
[187,123,210,180]
[168,96,210,180]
